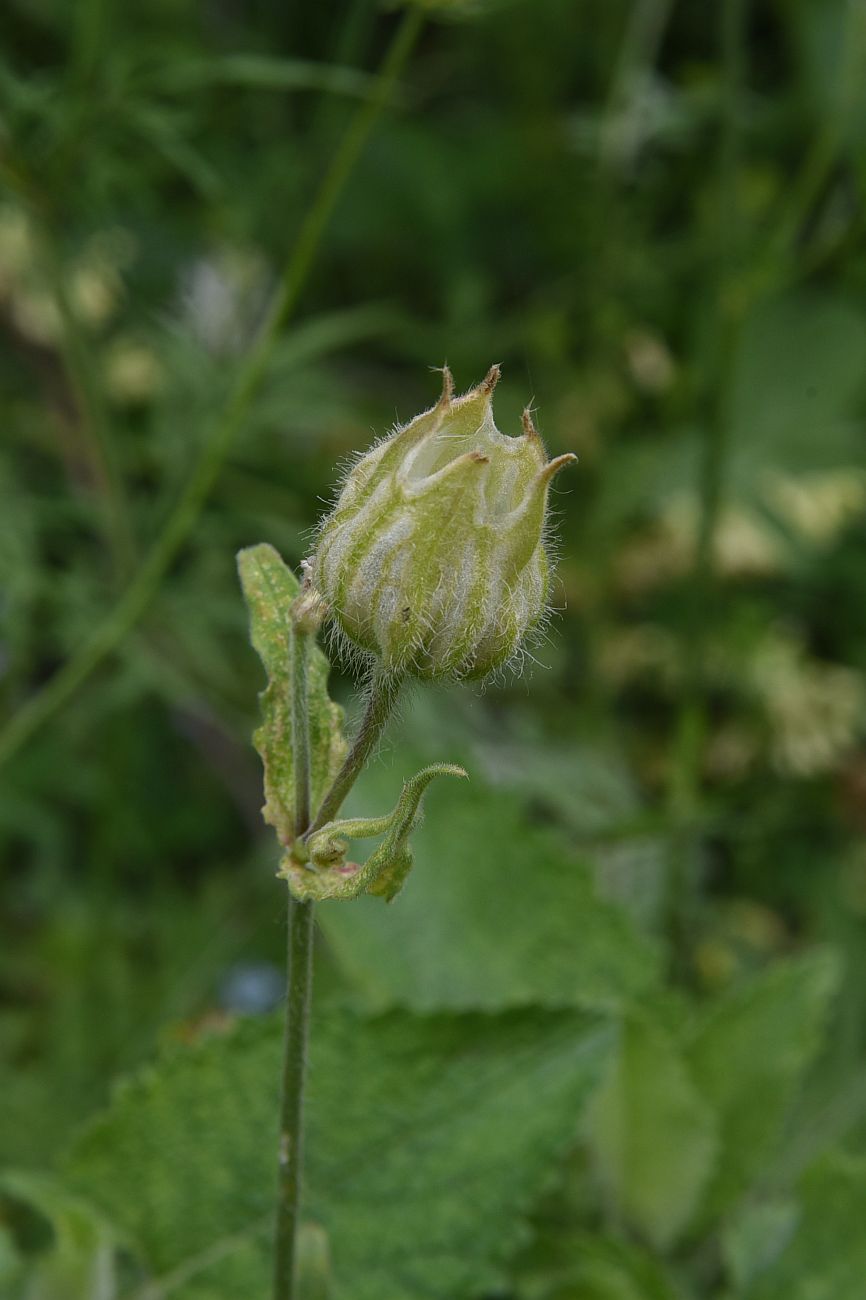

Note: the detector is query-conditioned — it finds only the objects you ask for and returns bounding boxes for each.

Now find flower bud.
[311,366,576,680]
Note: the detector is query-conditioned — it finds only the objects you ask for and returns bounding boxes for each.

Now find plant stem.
[273,652,402,1295]
[274,617,314,1300]
[307,670,403,835]
[0,5,424,771]
[274,895,315,1300]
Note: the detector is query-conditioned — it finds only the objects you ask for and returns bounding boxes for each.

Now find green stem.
[273,646,402,1295]
[0,6,424,771]
[274,898,314,1300]
[273,616,314,1300]
[307,670,403,835]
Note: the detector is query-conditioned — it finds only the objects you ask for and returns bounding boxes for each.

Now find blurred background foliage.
[2,0,866,1296]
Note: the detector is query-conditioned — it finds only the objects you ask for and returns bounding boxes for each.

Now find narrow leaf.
[292,763,467,901]
[237,544,346,847]
[588,1015,718,1249]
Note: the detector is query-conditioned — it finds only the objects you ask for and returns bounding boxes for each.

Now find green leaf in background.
[64,1009,612,1300]
[587,1016,718,1250]
[0,1171,118,1300]
[318,752,661,1012]
[687,950,841,1220]
[462,726,668,932]
[237,544,346,847]
[789,0,866,150]
[721,1198,798,1294]
[727,291,866,482]
[514,1229,680,1300]
[376,695,669,931]
[745,1156,866,1300]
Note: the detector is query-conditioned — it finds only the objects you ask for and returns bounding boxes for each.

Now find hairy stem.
[273,617,314,1300]
[272,646,404,1295]
[307,670,403,835]
[274,891,314,1300]
[0,5,424,770]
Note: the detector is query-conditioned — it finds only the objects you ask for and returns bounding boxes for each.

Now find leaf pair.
[282,762,467,901]
[238,543,463,901]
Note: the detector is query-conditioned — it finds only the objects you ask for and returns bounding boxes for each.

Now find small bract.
[312,366,576,680]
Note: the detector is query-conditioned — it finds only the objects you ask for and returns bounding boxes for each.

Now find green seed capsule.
[312,365,576,680]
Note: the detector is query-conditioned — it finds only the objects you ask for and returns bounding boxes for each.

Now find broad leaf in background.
[237,543,346,846]
[745,1156,866,1300]
[687,950,840,1221]
[464,726,668,930]
[374,695,668,930]
[587,1015,718,1250]
[318,747,661,1012]
[65,1009,612,1300]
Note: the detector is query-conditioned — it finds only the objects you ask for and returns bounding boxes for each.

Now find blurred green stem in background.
[38,222,137,579]
[0,6,424,770]
[599,0,674,177]
[665,0,749,970]
[70,0,110,87]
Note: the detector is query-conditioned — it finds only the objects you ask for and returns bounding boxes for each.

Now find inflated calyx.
[312,365,576,680]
